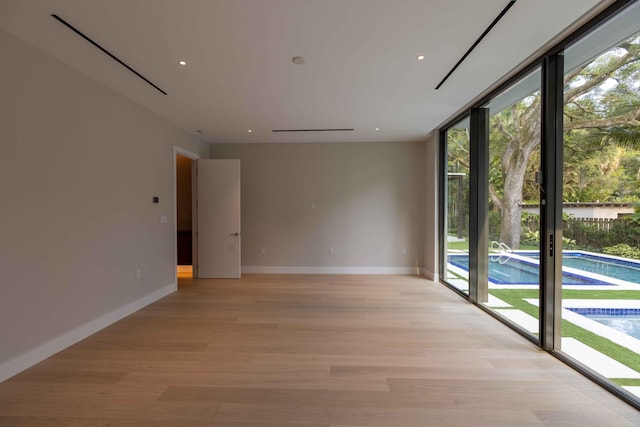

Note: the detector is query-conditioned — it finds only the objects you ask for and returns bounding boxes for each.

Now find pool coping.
[525,298,640,355]
[446,250,640,290]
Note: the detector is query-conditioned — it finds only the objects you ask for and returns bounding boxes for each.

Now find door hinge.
[549,234,554,257]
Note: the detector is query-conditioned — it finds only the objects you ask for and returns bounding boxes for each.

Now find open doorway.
[176,154,193,280]
[174,147,200,286]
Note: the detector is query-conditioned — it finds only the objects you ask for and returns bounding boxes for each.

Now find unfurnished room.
[1,1,640,425]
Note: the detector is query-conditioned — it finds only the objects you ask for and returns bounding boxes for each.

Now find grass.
[489,288,640,386]
[447,240,470,251]
[445,241,640,389]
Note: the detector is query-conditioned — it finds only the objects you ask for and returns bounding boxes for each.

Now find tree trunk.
[490,41,638,249]
[500,159,528,249]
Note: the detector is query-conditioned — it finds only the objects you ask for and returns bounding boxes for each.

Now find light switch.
[160,215,168,224]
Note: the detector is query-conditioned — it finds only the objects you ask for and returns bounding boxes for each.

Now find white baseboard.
[419,268,438,281]
[0,283,176,383]
[242,266,420,275]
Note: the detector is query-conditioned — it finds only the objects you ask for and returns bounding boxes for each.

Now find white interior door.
[196,159,241,278]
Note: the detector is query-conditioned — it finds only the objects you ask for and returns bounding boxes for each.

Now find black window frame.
[437,0,640,410]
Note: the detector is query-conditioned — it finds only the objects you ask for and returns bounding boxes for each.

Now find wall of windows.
[443,119,470,295]
[480,68,542,338]
[561,1,640,402]
[439,0,640,409]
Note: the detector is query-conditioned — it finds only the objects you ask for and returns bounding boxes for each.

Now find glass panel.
[562,1,640,400]
[444,118,470,294]
[480,68,542,338]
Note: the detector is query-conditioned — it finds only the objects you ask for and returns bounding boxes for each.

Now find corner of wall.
[0,284,176,383]
[419,267,438,281]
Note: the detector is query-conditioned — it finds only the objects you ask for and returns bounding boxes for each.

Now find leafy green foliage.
[477,33,640,247]
[522,229,576,248]
[563,210,640,251]
[446,127,471,238]
[603,243,640,259]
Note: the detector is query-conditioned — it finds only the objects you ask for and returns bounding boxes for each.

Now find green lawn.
[489,288,640,386]
[444,243,640,385]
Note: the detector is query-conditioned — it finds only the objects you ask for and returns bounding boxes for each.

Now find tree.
[488,34,640,249]
[446,127,471,237]
[562,131,626,202]
[488,93,541,248]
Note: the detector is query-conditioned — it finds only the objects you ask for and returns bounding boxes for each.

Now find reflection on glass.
[561,1,640,399]
[444,119,470,294]
[481,68,542,338]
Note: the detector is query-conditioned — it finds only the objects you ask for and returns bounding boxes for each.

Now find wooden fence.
[523,217,619,233]
[564,217,617,232]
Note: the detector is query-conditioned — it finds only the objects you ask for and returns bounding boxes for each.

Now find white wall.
[210,141,425,274]
[0,28,208,381]
[423,133,439,280]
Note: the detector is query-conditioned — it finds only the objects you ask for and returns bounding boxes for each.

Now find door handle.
[229,232,240,236]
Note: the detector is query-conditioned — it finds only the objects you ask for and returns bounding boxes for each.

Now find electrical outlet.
[329,248,335,255]
[136,269,141,280]
[260,248,266,255]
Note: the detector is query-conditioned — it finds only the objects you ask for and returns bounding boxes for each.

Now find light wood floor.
[1,275,639,426]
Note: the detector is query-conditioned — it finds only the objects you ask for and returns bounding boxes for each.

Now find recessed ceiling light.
[178,60,187,66]
[292,56,305,65]
[247,129,253,133]
[416,55,425,61]
[375,127,380,131]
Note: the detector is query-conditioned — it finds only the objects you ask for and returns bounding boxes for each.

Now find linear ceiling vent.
[272,128,355,132]
[51,14,167,95]
[435,0,517,90]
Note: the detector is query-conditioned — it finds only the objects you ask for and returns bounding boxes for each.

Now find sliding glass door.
[561,1,640,399]
[480,68,543,338]
[443,119,471,295]
[438,0,640,409]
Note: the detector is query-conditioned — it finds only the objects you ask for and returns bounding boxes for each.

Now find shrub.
[522,229,540,246]
[603,244,640,260]
[563,220,608,250]
[562,236,577,249]
[521,229,577,249]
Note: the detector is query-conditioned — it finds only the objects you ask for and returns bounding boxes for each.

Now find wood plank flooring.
[1,274,639,426]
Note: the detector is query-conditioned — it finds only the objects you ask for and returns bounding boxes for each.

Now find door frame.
[173,146,201,284]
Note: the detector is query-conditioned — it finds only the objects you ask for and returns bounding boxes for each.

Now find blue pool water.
[448,254,612,286]
[521,251,640,285]
[563,253,640,284]
[567,308,640,340]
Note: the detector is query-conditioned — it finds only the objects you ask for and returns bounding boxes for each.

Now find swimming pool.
[521,251,640,285]
[564,253,640,284]
[567,308,640,340]
[447,254,612,286]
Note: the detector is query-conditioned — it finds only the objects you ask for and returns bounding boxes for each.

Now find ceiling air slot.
[272,129,355,132]
[435,0,517,90]
[51,14,167,95]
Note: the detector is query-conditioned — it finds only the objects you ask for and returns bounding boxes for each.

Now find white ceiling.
[0,0,612,144]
